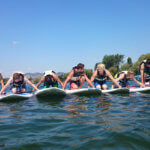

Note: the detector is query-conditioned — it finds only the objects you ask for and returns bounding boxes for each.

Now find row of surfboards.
[0,86,150,102]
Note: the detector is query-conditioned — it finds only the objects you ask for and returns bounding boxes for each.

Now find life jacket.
[44,70,56,86]
[95,70,107,82]
[70,68,83,83]
[12,73,25,88]
[139,60,150,74]
[117,71,129,85]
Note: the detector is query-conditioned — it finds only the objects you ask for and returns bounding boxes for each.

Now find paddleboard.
[66,88,102,96]
[35,87,66,100]
[102,88,129,94]
[129,86,150,94]
[0,93,32,102]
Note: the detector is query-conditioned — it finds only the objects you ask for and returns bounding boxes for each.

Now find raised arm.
[63,71,73,90]
[53,73,64,88]
[0,77,13,95]
[106,70,121,88]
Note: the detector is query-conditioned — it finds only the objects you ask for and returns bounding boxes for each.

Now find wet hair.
[13,73,21,80]
[76,63,84,69]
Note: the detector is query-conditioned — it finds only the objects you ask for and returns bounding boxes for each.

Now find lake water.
[0,84,150,150]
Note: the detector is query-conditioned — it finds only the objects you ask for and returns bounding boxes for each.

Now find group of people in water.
[0,59,150,95]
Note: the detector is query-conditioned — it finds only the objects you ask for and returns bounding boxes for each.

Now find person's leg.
[12,88,17,93]
[20,88,26,93]
[102,84,107,90]
[70,83,78,90]
[94,81,101,88]
[101,81,107,90]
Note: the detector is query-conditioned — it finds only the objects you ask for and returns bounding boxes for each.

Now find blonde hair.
[97,63,105,70]
[126,70,134,78]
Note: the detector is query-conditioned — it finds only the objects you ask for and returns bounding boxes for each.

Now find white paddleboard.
[0,93,32,102]
[129,86,150,94]
[102,88,129,94]
[66,88,102,96]
[35,87,66,100]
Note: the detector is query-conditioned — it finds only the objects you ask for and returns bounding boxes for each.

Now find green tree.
[102,54,124,71]
[127,57,133,65]
[109,67,118,77]
[84,69,93,78]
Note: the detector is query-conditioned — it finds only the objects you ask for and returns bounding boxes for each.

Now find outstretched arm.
[106,70,121,88]
[85,74,95,88]
[63,71,73,90]
[132,77,145,88]
[24,77,39,91]
[53,73,64,88]
[88,71,97,88]
[32,76,45,92]
[0,77,13,95]
[0,77,4,89]
[140,63,145,84]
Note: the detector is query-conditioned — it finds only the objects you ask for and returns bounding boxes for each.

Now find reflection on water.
[0,92,150,149]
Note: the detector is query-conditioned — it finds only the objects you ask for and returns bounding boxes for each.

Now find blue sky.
[0,0,150,77]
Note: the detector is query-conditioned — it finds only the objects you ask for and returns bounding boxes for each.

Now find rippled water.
[0,86,150,149]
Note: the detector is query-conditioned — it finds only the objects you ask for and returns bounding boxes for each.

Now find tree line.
[3,53,150,84]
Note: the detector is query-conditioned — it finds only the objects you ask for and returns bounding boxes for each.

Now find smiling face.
[97,64,105,74]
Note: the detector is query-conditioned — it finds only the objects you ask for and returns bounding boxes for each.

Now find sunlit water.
[0,83,150,150]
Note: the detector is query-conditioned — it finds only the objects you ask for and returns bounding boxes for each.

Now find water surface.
[0,86,150,150]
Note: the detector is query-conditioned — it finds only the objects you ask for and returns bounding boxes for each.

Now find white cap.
[44,70,53,76]
[13,71,24,75]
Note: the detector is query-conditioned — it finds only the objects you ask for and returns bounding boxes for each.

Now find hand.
[2,92,6,95]
[119,85,122,88]
[141,84,145,88]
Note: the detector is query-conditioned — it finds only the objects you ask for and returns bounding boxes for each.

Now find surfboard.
[129,86,150,94]
[66,88,102,96]
[35,87,66,100]
[102,88,130,94]
[0,93,32,102]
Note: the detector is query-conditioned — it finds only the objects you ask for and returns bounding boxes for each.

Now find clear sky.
[0,0,150,77]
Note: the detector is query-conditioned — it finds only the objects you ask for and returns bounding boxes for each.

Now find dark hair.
[0,73,2,80]
[76,63,84,69]
[13,73,21,80]
[146,59,150,65]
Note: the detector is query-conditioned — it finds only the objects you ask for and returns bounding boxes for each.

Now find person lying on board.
[112,71,145,88]
[0,73,5,94]
[63,63,95,90]
[0,72,39,95]
[140,59,150,85]
[90,63,121,90]
[32,70,63,91]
